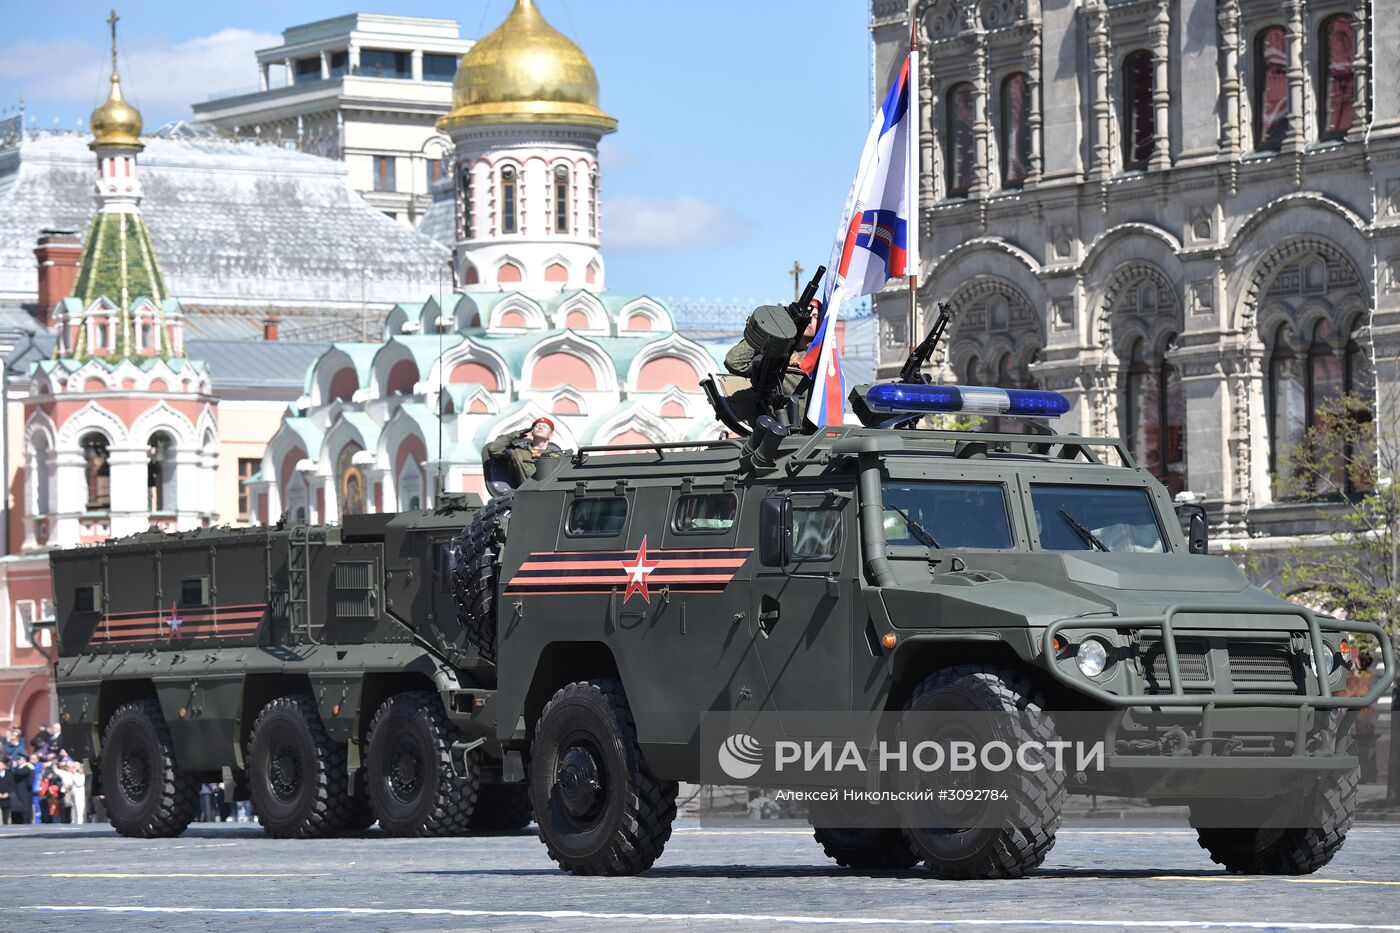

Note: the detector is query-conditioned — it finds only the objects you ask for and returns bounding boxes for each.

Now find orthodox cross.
[790,260,804,302]
[107,10,120,72]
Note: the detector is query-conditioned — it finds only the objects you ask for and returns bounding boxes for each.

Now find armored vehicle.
[52,498,531,839]
[452,384,1394,880]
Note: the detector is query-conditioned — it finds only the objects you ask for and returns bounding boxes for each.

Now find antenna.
[436,258,447,503]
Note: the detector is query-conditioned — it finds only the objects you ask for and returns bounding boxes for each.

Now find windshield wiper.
[889,505,941,549]
[1057,508,1108,552]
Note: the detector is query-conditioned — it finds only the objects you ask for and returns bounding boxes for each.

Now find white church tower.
[438,0,616,294]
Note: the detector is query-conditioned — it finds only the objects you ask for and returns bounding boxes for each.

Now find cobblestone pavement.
[3,818,1398,931]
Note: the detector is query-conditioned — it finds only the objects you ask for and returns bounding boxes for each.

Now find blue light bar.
[864,383,1071,418]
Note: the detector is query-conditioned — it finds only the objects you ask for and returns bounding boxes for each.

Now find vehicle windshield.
[1029,484,1166,553]
[881,481,1014,550]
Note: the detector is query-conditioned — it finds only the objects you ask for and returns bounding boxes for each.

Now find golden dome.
[439,0,616,133]
[90,72,143,149]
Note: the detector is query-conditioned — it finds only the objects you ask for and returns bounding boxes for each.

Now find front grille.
[1227,643,1303,694]
[1140,638,1209,692]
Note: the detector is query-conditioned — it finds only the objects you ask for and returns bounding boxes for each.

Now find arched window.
[999,72,1031,188]
[1253,26,1289,149]
[589,172,599,238]
[1124,337,1186,495]
[1268,319,1367,496]
[30,434,51,515]
[1319,15,1356,140]
[82,433,111,511]
[1121,50,1155,169]
[963,354,981,386]
[147,432,176,513]
[946,82,976,197]
[336,443,367,517]
[500,165,518,235]
[459,164,474,239]
[554,165,570,234]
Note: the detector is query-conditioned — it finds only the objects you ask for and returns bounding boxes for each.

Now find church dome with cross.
[439,0,615,133]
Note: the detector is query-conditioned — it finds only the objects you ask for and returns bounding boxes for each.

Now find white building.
[870,0,1399,567]
[192,13,474,226]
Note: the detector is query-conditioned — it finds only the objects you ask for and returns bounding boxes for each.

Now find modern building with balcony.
[192,13,474,227]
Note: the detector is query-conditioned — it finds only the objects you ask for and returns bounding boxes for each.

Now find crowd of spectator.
[1,723,88,824]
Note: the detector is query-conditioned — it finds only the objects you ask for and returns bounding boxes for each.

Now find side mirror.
[759,496,792,567]
[1176,503,1208,555]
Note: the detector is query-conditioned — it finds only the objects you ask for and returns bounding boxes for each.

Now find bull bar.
[1041,603,1396,709]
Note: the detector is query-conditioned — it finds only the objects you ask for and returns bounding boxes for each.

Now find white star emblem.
[621,535,661,603]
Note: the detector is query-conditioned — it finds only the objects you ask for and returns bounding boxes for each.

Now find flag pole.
[907,14,920,361]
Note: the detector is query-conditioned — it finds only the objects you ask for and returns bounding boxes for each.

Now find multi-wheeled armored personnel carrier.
[52,498,531,839]
[51,295,1393,880]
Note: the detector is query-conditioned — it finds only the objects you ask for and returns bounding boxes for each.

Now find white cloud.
[602,194,750,253]
[0,28,279,118]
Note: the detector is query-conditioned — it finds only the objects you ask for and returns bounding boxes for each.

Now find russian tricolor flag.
[804,51,918,427]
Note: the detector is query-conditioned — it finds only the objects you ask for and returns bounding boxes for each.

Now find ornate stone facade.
[872,0,1400,556]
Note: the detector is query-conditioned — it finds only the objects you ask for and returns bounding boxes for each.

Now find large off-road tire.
[1191,765,1358,874]
[247,695,356,839]
[531,679,677,875]
[365,691,478,836]
[469,783,534,832]
[900,665,1064,879]
[813,826,922,870]
[451,490,512,663]
[100,699,199,838]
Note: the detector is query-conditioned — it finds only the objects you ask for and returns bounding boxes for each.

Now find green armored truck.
[52,498,530,839]
[451,377,1394,879]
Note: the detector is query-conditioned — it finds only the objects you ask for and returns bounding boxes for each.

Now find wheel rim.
[554,739,605,824]
[268,739,303,803]
[119,739,151,802]
[385,732,425,805]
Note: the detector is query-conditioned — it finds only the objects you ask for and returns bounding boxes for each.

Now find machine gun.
[748,264,826,422]
[848,302,956,427]
[701,264,826,437]
[898,301,954,385]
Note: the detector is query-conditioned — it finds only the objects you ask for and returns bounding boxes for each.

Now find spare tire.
[452,490,512,663]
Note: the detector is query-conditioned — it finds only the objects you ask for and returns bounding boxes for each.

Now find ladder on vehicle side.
[287,525,320,644]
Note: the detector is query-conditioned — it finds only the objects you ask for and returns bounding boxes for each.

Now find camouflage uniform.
[721,339,809,423]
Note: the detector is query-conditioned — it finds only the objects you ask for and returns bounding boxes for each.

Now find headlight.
[1076,639,1109,678]
[1302,646,1338,678]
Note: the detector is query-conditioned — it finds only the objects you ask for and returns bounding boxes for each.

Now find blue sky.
[0,1,876,306]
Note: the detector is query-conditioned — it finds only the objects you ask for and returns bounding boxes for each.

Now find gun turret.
[748,264,826,423]
[702,265,827,437]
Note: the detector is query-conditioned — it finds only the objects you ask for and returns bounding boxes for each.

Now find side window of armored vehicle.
[881,481,1014,550]
[1029,484,1167,553]
[672,493,738,534]
[791,503,843,562]
[566,497,628,537]
[180,576,211,608]
[73,584,101,614]
[434,540,457,593]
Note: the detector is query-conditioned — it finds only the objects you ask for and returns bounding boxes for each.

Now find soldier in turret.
[485,417,562,487]
[720,299,820,424]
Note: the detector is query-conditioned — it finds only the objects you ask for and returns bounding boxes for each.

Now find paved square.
[3,818,1398,931]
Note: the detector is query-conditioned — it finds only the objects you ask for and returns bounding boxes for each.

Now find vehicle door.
[595,483,768,750]
[851,469,1029,710]
[748,486,857,721]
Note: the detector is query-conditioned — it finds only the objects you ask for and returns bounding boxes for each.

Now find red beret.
[531,417,555,432]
